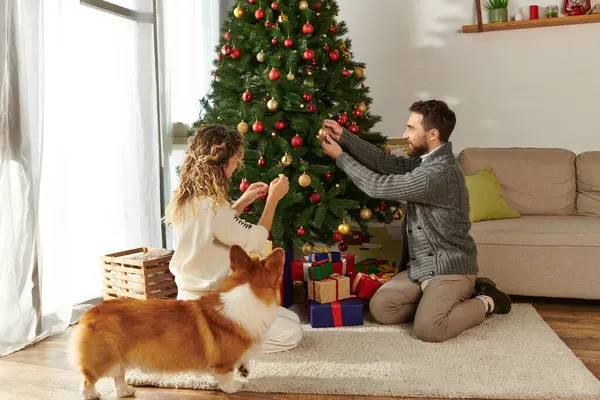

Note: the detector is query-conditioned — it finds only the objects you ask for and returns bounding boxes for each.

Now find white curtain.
[0,0,161,356]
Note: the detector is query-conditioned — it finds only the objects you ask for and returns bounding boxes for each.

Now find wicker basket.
[100,247,177,300]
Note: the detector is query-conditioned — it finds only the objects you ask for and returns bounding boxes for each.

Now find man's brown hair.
[409,100,456,142]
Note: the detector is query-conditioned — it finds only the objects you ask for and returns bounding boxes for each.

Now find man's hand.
[320,134,343,159]
[322,120,343,141]
[239,182,269,205]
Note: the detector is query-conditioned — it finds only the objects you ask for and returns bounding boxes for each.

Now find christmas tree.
[195,0,399,251]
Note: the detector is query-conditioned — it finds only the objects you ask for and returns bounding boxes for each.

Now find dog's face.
[228,245,285,292]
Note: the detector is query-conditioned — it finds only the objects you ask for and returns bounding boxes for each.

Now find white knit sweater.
[169,198,268,294]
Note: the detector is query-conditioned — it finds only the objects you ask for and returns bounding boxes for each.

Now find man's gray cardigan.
[336,131,478,283]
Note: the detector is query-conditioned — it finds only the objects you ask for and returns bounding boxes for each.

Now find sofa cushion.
[469,216,600,247]
[458,148,576,216]
[465,166,521,222]
[576,151,600,217]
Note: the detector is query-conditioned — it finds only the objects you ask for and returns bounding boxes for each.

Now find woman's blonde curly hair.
[165,124,244,224]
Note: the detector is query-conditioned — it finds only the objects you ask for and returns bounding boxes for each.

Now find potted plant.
[485,0,510,23]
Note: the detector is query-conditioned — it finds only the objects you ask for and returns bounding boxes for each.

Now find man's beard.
[406,142,428,157]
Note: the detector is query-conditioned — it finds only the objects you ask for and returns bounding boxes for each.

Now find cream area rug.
[126,304,600,399]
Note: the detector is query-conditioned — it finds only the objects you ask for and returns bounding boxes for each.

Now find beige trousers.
[369,269,487,342]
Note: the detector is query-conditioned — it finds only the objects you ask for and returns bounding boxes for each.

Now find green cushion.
[465,166,520,222]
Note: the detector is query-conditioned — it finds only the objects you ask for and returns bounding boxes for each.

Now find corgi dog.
[70,245,285,399]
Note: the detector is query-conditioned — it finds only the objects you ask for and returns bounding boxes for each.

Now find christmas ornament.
[234,6,244,18]
[237,121,249,134]
[291,134,303,148]
[258,156,266,166]
[338,41,347,51]
[230,48,241,59]
[337,222,351,235]
[278,13,288,22]
[244,205,252,213]
[274,120,286,130]
[302,242,314,254]
[329,50,340,61]
[269,68,281,80]
[281,153,292,166]
[323,45,330,51]
[332,232,343,242]
[354,67,365,77]
[325,172,332,179]
[329,25,338,32]
[272,38,278,45]
[255,8,265,19]
[267,98,279,111]
[221,44,232,55]
[303,49,315,60]
[358,102,368,112]
[348,124,359,134]
[338,242,348,251]
[379,202,387,211]
[252,121,265,133]
[256,50,265,62]
[352,108,363,118]
[307,103,316,113]
[284,38,294,48]
[342,69,350,77]
[317,127,328,139]
[218,53,223,62]
[287,71,295,80]
[224,32,231,40]
[297,226,306,236]
[249,0,255,3]
[337,113,349,125]
[265,21,271,28]
[314,1,322,9]
[271,1,280,11]
[298,173,311,187]
[393,209,404,220]
[271,132,277,137]
[360,207,372,220]
[299,0,309,10]
[242,91,253,102]
[240,179,250,193]
[302,23,314,35]
[303,92,312,102]
[310,193,321,203]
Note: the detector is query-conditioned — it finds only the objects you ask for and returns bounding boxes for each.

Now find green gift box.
[308,261,334,281]
[354,259,382,275]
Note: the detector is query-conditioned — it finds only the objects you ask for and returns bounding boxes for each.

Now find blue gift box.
[308,297,364,328]
[306,251,341,263]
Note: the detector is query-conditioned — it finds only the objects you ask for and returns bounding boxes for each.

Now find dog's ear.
[229,245,251,271]
[264,247,285,270]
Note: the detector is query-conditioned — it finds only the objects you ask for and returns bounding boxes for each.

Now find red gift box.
[292,257,353,281]
[351,272,384,300]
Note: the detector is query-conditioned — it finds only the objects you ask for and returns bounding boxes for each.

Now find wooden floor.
[1,297,599,400]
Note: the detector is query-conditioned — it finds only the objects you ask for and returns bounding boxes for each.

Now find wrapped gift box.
[351,272,384,301]
[309,296,364,328]
[307,261,335,281]
[308,274,350,304]
[355,258,397,275]
[292,258,352,281]
[305,250,341,263]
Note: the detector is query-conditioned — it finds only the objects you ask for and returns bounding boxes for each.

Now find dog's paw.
[238,364,249,378]
[116,385,136,398]
[82,387,101,400]
[220,379,243,394]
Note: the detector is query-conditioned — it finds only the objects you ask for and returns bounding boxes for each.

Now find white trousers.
[178,288,303,354]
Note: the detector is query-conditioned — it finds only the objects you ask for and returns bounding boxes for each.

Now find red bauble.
[353,108,363,118]
[303,93,312,102]
[284,38,294,48]
[255,8,265,19]
[242,91,253,102]
[240,179,250,193]
[348,124,359,134]
[258,157,266,167]
[332,232,343,242]
[221,44,232,55]
[329,25,338,32]
[323,45,330,51]
[267,232,272,240]
[303,49,315,60]
[224,32,231,40]
[274,120,286,130]
[379,202,387,211]
[265,22,271,28]
[314,1,322,9]
[249,0,256,3]
[310,193,321,203]
[269,68,281,80]
[244,205,252,213]
[291,135,303,148]
[297,227,306,236]
[271,2,280,10]
[329,51,340,61]
[302,23,314,35]
[252,121,265,132]
[338,242,348,251]
[325,172,332,179]
[272,38,278,45]
[342,69,350,77]
[230,48,241,59]
[306,67,313,74]
[307,103,317,113]
[337,113,349,125]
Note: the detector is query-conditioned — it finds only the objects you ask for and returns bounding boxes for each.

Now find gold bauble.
[267,98,279,111]
[354,67,365,78]
[299,0,309,10]
[287,71,295,81]
[237,121,249,134]
[360,207,372,220]
[298,173,312,187]
[393,209,404,220]
[281,153,293,166]
[338,41,347,51]
[278,14,288,23]
[256,50,265,62]
[271,132,277,137]
[318,127,328,139]
[337,222,351,235]
[301,242,314,254]
[234,6,244,18]
[358,102,367,112]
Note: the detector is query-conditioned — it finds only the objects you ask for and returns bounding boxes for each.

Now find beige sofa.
[458,148,600,300]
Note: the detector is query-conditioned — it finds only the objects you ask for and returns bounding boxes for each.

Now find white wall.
[337,0,600,155]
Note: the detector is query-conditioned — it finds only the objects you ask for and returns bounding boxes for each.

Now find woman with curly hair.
[165,124,302,353]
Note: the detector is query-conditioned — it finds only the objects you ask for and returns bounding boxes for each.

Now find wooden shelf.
[462,13,600,33]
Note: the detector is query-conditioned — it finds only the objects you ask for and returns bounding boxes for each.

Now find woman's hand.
[322,119,343,141]
[240,182,269,205]
[268,174,289,203]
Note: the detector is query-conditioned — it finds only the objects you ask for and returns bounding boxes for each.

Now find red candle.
[530,5,539,19]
